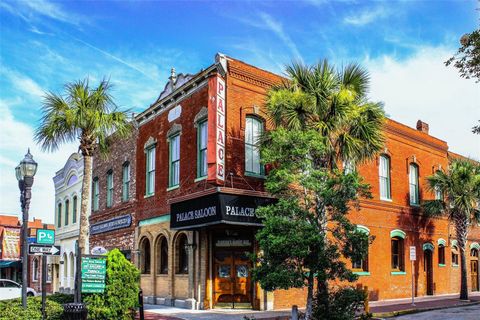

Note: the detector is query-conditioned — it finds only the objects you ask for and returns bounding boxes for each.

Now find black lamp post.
[16,149,38,309]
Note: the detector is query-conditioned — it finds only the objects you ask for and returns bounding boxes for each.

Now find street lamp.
[16,149,38,309]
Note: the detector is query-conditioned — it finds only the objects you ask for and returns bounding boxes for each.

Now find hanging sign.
[215,76,226,181]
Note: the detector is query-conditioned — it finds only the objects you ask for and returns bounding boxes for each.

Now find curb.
[372,300,480,318]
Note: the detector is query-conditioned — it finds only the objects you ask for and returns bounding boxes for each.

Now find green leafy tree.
[445,29,480,82]
[253,61,385,319]
[35,79,131,255]
[84,249,140,319]
[422,158,480,301]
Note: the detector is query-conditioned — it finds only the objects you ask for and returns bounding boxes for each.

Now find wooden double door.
[213,250,252,308]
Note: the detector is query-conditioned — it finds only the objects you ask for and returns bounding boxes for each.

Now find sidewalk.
[369,292,480,317]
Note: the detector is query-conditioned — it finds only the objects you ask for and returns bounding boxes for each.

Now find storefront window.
[157,237,168,275]
[140,238,151,274]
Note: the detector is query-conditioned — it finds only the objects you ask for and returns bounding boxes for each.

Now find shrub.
[48,292,74,305]
[84,248,140,320]
[0,296,63,320]
[313,287,367,320]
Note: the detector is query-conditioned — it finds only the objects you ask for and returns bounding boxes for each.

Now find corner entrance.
[213,230,254,309]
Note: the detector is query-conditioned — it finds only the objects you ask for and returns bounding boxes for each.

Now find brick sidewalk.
[369,293,480,317]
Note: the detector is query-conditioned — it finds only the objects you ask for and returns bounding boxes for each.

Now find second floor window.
[72,196,77,223]
[245,116,263,175]
[379,155,391,200]
[106,170,113,208]
[197,120,208,178]
[122,162,130,202]
[169,134,180,187]
[57,203,62,227]
[146,147,155,196]
[65,199,69,225]
[434,170,443,200]
[409,163,419,205]
[93,177,99,211]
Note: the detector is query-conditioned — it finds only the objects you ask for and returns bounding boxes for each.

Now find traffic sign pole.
[41,255,47,320]
[410,246,416,307]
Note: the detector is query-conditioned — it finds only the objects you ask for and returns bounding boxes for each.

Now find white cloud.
[1,67,45,99]
[344,6,390,26]
[0,99,77,224]
[365,45,480,160]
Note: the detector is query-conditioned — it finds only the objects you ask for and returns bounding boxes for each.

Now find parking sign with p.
[37,229,55,245]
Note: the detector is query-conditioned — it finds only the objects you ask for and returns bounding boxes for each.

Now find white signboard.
[409,246,416,261]
[216,77,226,181]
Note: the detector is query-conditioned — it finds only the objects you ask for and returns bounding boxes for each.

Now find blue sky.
[0,0,479,224]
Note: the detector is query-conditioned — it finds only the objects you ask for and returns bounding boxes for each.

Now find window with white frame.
[93,178,99,211]
[197,120,208,178]
[146,147,155,196]
[245,116,263,175]
[72,196,77,223]
[57,203,62,227]
[122,162,130,202]
[409,163,419,205]
[32,258,39,281]
[379,155,391,200]
[64,199,69,225]
[106,170,113,207]
[169,134,180,187]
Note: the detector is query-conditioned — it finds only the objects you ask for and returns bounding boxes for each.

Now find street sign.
[409,246,416,261]
[29,244,60,256]
[37,229,55,245]
[91,246,108,255]
[81,256,107,293]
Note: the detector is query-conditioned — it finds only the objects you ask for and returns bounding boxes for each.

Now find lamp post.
[16,149,38,309]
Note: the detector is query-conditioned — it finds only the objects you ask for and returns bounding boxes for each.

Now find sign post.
[409,246,416,306]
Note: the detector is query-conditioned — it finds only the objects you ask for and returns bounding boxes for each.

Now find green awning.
[0,260,21,268]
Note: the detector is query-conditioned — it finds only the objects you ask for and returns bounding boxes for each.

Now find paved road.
[391,304,480,320]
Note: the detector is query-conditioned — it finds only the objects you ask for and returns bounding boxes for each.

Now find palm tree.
[35,78,131,258]
[422,158,480,300]
[264,60,386,319]
[267,60,386,169]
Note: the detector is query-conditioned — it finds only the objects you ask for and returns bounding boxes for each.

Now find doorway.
[424,249,433,295]
[471,249,479,291]
[214,250,252,309]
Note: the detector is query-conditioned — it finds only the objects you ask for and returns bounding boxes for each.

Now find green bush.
[48,292,74,305]
[84,248,140,320]
[0,296,63,320]
[313,287,367,320]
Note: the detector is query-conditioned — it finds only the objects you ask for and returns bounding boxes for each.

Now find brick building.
[89,126,138,260]
[90,53,479,310]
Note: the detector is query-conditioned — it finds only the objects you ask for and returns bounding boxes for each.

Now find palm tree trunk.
[455,215,469,300]
[78,154,92,252]
[305,271,314,320]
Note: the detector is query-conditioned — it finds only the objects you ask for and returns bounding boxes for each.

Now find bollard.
[139,288,145,320]
[291,305,299,320]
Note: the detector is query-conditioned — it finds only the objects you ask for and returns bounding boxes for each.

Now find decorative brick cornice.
[385,120,448,153]
[228,66,278,89]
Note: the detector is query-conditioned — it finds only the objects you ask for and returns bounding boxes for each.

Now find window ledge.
[353,271,370,276]
[380,197,392,202]
[410,203,420,207]
[140,273,151,276]
[438,263,446,267]
[391,271,406,275]
[245,172,266,179]
[144,193,154,199]
[194,176,207,182]
[452,264,459,268]
[167,185,179,192]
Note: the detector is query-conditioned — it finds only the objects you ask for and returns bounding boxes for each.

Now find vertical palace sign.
[215,76,226,181]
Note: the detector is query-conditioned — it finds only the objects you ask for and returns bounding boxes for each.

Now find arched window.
[157,237,169,275]
[32,258,39,282]
[65,199,69,225]
[245,116,264,176]
[409,163,420,205]
[140,238,151,274]
[352,225,369,273]
[451,245,459,266]
[106,170,113,208]
[72,196,77,223]
[176,234,188,274]
[62,253,68,283]
[390,230,406,272]
[57,203,62,227]
[122,162,130,202]
[438,244,446,265]
[69,252,75,282]
[471,248,478,257]
[379,155,391,200]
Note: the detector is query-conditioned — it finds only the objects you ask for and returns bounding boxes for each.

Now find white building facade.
[52,153,89,293]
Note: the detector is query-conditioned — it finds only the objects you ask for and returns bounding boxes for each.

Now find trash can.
[63,303,88,320]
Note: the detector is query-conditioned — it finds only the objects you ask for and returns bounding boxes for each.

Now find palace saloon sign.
[170,192,275,230]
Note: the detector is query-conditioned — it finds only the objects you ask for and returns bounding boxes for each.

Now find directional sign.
[28,244,61,256]
[37,229,55,245]
[81,256,107,294]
